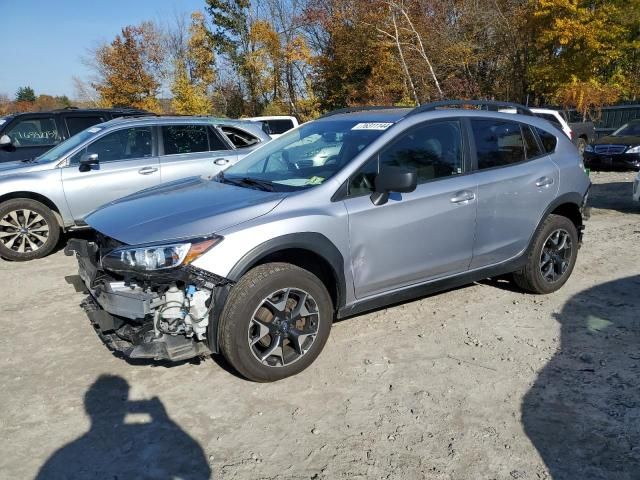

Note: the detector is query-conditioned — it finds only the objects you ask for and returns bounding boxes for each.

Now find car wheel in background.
[218,262,333,382]
[0,199,61,261]
[513,214,579,294]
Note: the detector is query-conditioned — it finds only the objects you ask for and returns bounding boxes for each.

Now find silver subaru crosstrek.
[66,101,591,382]
[0,116,269,261]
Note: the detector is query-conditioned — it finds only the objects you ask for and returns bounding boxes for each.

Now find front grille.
[594,144,627,154]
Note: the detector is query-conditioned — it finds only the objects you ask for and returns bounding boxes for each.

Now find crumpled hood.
[86,177,287,245]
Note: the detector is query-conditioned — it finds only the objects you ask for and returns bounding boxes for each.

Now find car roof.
[316,108,411,123]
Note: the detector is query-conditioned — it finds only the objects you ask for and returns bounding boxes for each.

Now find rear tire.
[513,214,578,294]
[0,199,60,261]
[218,262,333,382]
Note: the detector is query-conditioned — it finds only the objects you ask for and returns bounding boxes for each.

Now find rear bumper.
[65,239,213,362]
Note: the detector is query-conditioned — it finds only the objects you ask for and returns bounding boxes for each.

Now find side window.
[471,119,525,169]
[380,120,463,182]
[66,116,104,136]
[266,119,294,134]
[5,117,60,146]
[163,125,209,155]
[221,126,260,147]
[522,125,543,158]
[70,127,152,164]
[348,120,464,195]
[208,128,228,150]
[536,127,557,153]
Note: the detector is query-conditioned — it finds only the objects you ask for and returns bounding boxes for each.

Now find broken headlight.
[101,236,222,272]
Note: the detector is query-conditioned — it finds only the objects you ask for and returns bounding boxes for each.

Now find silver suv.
[0,116,269,261]
[66,101,591,382]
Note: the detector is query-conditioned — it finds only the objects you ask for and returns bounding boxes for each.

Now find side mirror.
[0,134,13,150]
[79,152,99,172]
[370,166,417,206]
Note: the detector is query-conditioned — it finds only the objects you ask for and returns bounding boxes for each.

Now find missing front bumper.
[65,239,226,362]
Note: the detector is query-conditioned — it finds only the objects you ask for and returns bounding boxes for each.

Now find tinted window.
[221,126,260,147]
[163,125,211,155]
[5,117,60,146]
[472,119,525,169]
[70,127,152,163]
[349,120,464,196]
[266,119,295,134]
[523,125,543,158]
[66,116,104,136]
[536,127,557,153]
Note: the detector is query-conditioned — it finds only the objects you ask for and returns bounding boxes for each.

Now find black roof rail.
[318,105,404,119]
[407,100,534,117]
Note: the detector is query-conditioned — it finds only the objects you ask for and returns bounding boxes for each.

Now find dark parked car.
[583,119,640,171]
[0,108,152,163]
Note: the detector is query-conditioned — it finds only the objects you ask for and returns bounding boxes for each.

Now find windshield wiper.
[218,172,274,191]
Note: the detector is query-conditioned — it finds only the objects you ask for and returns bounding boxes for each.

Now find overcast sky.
[1,0,204,99]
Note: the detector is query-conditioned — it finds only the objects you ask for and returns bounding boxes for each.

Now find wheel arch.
[529,192,585,254]
[0,191,64,228]
[208,233,347,353]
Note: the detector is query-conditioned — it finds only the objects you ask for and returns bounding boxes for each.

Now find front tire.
[0,199,60,261]
[218,263,333,382]
[513,214,578,294]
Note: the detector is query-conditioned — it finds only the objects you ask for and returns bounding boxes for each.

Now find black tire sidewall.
[527,215,578,294]
[219,263,333,382]
[0,199,60,261]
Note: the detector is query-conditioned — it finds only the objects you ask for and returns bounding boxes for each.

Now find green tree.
[15,86,36,102]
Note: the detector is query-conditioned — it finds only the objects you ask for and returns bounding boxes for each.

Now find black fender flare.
[208,233,347,353]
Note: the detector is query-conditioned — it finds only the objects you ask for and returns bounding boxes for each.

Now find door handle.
[535,176,554,187]
[214,158,229,166]
[138,166,158,175]
[450,190,475,204]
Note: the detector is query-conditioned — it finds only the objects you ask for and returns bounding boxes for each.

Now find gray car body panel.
[0,117,269,228]
[84,108,590,313]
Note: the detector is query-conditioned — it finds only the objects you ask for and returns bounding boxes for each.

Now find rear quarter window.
[221,126,260,148]
[536,127,557,153]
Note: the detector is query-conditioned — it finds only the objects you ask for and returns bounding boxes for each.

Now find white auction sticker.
[351,122,393,131]
[0,119,6,125]
[87,127,102,133]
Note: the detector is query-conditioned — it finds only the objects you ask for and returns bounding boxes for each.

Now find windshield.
[35,126,103,163]
[612,121,640,137]
[221,119,391,191]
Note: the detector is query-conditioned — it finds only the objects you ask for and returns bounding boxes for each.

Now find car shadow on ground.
[521,275,640,479]
[36,374,212,480]
[588,180,639,214]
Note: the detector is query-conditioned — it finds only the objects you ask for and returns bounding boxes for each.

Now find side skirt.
[337,255,527,319]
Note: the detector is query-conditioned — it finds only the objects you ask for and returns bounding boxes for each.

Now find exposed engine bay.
[65,238,231,362]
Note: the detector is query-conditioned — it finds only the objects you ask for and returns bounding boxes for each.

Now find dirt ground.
[1,171,638,480]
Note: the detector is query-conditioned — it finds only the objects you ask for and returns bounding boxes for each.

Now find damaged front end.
[65,236,231,362]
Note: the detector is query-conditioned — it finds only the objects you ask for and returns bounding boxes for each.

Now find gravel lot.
[1,171,638,480]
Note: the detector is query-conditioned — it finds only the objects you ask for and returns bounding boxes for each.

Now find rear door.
[344,119,477,299]
[469,118,559,269]
[0,114,62,162]
[159,124,237,182]
[61,126,161,220]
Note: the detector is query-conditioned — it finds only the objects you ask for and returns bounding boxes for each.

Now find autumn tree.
[93,22,165,112]
[171,12,217,114]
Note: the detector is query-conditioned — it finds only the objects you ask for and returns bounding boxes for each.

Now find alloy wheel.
[247,288,320,367]
[0,208,50,254]
[539,228,572,283]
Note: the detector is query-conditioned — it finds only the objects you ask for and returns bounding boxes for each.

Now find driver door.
[343,120,477,299]
[61,126,161,220]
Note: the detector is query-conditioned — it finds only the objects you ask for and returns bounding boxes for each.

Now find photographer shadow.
[37,375,211,480]
[522,275,640,479]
